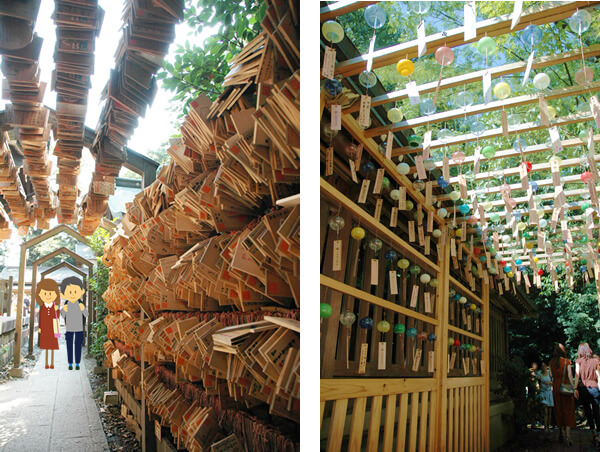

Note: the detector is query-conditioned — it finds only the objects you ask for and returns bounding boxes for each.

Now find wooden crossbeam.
[333,1,596,78]
[365,81,600,137]
[437,173,584,201]
[448,186,598,214]
[410,135,598,175]
[447,153,600,185]
[345,44,600,114]
[456,197,592,222]
[392,112,595,157]
[320,1,376,21]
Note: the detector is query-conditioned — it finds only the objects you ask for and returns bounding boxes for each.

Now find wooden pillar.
[483,280,490,451]
[435,239,451,451]
[9,246,26,377]
[28,264,38,356]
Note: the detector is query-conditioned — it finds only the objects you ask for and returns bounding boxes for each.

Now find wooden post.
[436,239,451,451]
[483,280,491,451]
[9,246,26,377]
[28,264,38,356]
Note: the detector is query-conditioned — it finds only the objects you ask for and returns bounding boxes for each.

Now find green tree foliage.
[88,227,110,366]
[22,229,78,267]
[509,276,600,364]
[158,0,266,113]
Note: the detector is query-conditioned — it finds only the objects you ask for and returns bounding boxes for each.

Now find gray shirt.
[61,300,88,332]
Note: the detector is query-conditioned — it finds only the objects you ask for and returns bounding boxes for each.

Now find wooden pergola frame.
[9,225,93,377]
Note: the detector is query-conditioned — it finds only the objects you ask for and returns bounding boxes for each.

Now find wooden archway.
[28,248,94,356]
[10,225,93,377]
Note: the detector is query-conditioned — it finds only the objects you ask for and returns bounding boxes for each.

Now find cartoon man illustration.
[60,277,88,370]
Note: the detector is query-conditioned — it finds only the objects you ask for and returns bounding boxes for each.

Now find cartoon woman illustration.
[35,279,61,369]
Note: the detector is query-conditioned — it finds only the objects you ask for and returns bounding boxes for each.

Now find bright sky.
[2,0,211,265]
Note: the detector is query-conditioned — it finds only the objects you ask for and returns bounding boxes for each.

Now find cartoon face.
[62,284,85,302]
[39,289,56,304]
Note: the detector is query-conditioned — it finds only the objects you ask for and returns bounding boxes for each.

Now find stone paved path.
[0,329,108,451]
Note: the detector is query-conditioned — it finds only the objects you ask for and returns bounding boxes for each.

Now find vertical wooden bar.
[453,387,459,452]
[408,392,420,452]
[383,394,397,451]
[459,387,465,452]
[29,264,38,354]
[367,395,383,452]
[396,392,409,451]
[418,391,429,451]
[320,401,326,429]
[428,388,438,450]
[9,246,26,377]
[447,388,454,452]
[349,397,367,452]
[327,398,349,452]
[436,239,450,450]
[483,282,490,451]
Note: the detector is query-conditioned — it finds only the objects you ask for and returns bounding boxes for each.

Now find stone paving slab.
[0,330,109,452]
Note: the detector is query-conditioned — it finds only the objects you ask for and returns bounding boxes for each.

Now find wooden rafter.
[365,81,600,137]
[319,1,376,22]
[345,43,600,114]
[333,1,597,77]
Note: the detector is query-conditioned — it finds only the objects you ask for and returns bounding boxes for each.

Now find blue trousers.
[65,331,84,364]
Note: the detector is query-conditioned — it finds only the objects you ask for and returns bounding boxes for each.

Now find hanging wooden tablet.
[415,155,427,180]
[373,168,384,194]
[349,160,358,183]
[590,95,600,128]
[473,145,482,175]
[371,259,379,286]
[410,284,419,308]
[423,130,432,160]
[425,181,433,207]
[501,109,509,138]
[389,271,398,295]
[378,341,386,370]
[464,1,477,41]
[358,179,370,203]
[355,143,363,167]
[442,156,450,181]
[428,350,435,373]
[358,94,371,128]
[330,104,341,130]
[520,162,529,190]
[374,198,383,222]
[325,147,333,176]
[539,96,549,126]
[424,236,431,255]
[450,349,456,370]
[406,80,420,105]
[332,239,342,271]
[398,187,406,210]
[549,126,563,153]
[408,221,415,242]
[458,174,468,199]
[390,207,398,227]
[358,343,368,374]
[424,291,432,314]
[385,131,393,160]
[322,47,335,80]
[426,209,434,233]
[412,347,422,372]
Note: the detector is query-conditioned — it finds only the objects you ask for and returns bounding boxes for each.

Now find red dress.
[550,357,576,428]
[39,304,59,350]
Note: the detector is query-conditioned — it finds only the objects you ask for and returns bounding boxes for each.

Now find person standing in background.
[574,342,600,446]
[550,343,577,445]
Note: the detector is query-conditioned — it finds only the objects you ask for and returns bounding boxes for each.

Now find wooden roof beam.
[408,135,598,175]
[346,43,600,114]
[334,1,597,78]
[320,1,376,21]
[365,81,600,137]
[392,112,595,157]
